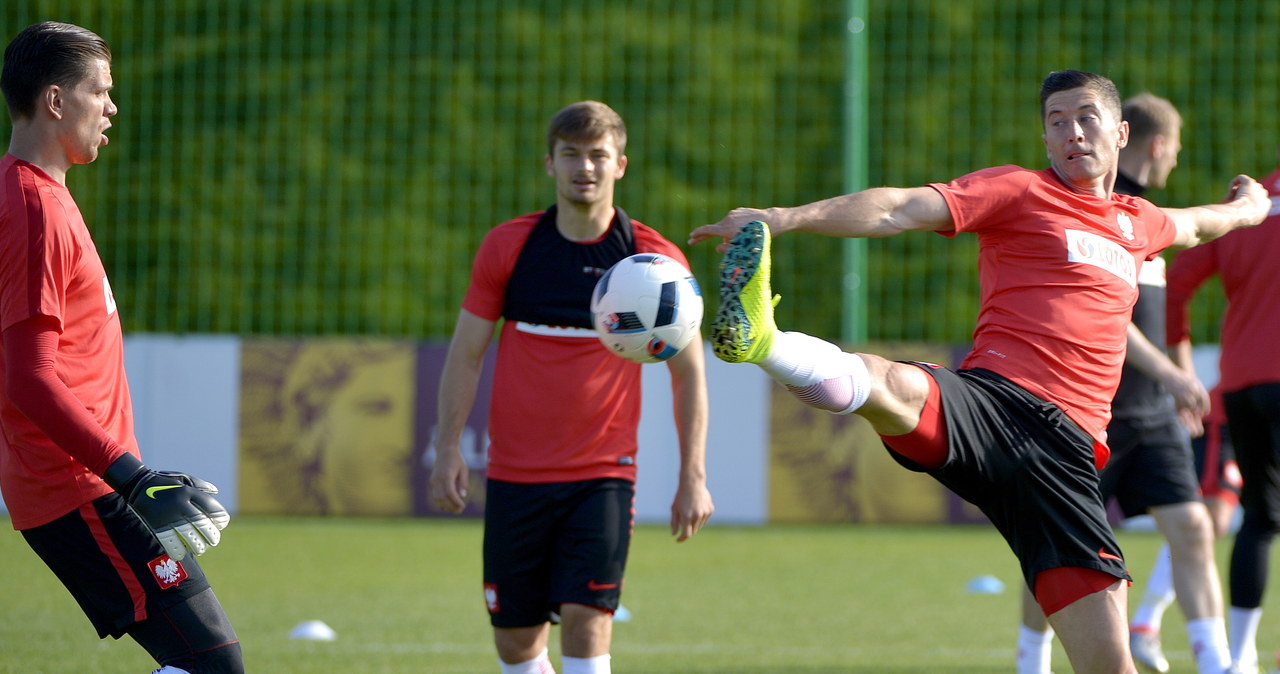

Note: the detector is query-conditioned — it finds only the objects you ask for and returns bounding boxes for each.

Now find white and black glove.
[103,453,230,561]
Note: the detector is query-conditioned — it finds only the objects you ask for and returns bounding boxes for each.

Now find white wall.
[124,334,242,512]
[636,345,770,524]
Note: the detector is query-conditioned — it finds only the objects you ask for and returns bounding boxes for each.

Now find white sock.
[500,648,556,674]
[758,331,870,414]
[151,668,191,674]
[1186,616,1230,673]
[1228,606,1263,669]
[1131,543,1175,632]
[1016,624,1054,674]
[561,654,610,674]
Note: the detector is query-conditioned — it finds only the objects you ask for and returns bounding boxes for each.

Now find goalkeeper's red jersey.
[930,166,1177,467]
[1166,166,1280,394]
[462,207,687,484]
[0,155,140,529]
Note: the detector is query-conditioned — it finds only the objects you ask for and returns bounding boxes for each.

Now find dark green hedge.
[4,0,1273,344]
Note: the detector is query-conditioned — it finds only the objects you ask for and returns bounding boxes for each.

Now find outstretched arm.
[689,186,954,250]
[1163,174,1270,248]
[1123,321,1208,422]
[429,309,496,514]
[664,334,713,542]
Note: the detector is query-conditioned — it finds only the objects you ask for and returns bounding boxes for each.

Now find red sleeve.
[1138,199,1178,259]
[928,165,1031,237]
[632,221,690,267]
[461,216,538,321]
[1164,242,1219,345]
[3,315,126,475]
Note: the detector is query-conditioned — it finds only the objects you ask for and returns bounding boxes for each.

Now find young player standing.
[690,70,1269,674]
[0,22,240,672]
[430,100,714,674]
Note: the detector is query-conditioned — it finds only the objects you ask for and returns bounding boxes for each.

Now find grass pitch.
[0,517,1265,673]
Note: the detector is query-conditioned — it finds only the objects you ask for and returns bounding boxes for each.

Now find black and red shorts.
[21,492,212,639]
[482,478,635,628]
[1100,414,1201,518]
[886,365,1130,590]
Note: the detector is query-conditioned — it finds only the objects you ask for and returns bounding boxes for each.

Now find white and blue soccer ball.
[590,253,703,363]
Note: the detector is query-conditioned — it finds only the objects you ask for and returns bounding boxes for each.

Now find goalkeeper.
[0,22,241,672]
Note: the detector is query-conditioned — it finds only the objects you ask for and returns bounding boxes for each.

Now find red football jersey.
[0,155,140,529]
[462,209,689,483]
[931,166,1177,465]
[1166,167,1280,395]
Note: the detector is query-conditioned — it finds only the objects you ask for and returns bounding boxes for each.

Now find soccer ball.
[590,253,703,363]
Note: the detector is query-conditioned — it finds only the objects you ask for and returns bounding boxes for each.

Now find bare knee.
[857,355,931,435]
[1153,502,1214,553]
[558,603,613,658]
[494,624,550,664]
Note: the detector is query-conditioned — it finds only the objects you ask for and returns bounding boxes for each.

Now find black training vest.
[502,205,636,329]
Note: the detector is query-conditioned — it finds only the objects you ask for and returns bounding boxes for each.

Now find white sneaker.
[1130,629,1169,673]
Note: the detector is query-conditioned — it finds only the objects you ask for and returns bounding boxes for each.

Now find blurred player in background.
[1127,385,1244,672]
[430,100,714,674]
[1016,92,1231,674]
[1167,154,1280,674]
[0,22,240,672]
[691,70,1269,674]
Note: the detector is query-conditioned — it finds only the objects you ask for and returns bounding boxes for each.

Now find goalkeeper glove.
[103,453,230,561]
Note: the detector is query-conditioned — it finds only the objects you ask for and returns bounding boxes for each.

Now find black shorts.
[885,365,1129,589]
[1224,383,1280,524]
[483,478,634,628]
[1100,415,1200,518]
[21,492,213,639]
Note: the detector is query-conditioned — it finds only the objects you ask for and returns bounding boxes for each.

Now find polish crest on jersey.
[484,583,501,613]
[1065,229,1137,287]
[148,554,188,589]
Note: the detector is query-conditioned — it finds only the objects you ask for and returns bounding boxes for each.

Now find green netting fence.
[3,0,1276,344]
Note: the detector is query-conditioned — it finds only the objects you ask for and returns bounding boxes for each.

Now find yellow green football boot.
[712,220,780,363]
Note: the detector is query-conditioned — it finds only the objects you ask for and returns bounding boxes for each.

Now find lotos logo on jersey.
[148,554,188,589]
[1064,229,1136,287]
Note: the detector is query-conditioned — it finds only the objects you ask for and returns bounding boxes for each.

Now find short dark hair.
[546,100,627,156]
[1039,70,1121,125]
[2,21,111,120]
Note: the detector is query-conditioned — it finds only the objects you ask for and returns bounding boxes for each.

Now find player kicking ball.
[691,70,1269,674]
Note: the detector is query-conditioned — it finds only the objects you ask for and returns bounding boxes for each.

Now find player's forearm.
[434,361,483,454]
[1185,203,1260,243]
[3,319,127,475]
[434,310,495,452]
[767,186,952,240]
[1171,177,1271,247]
[668,349,709,483]
[1169,339,1195,375]
[1124,322,1179,383]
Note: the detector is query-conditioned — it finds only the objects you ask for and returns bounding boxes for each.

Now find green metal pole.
[842,0,869,344]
